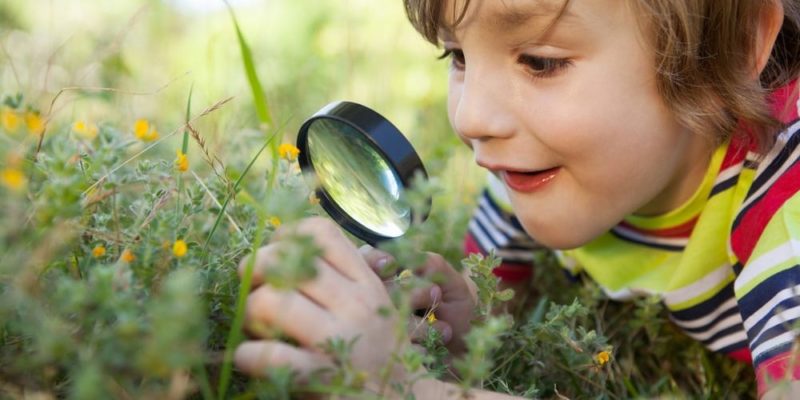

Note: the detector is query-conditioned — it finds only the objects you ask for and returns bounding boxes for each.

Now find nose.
[450,66,516,142]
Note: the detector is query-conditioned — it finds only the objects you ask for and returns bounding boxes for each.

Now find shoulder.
[730,119,800,265]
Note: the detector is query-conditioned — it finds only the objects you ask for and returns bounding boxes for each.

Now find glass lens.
[306,118,411,238]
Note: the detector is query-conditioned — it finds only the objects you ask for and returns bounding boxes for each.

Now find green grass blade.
[177,84,193,216]
[226,3,272,127]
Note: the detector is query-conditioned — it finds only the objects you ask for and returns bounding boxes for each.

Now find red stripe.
[618,217,697,238]
[727,348,752,363]
[755,351,800,398]
[720,134,751,170]
[464,234,533,282]
[731,161,800,263]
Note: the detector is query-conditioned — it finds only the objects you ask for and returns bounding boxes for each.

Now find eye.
[518,55,572,79]
[438,48,465,70]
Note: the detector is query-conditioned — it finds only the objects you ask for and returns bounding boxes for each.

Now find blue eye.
[438,48,465,70]
[518,55,572,78]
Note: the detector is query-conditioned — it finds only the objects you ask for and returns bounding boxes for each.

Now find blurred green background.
[0,0,485,207]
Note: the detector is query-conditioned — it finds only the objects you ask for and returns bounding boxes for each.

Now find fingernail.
[441,324,452,343]
[376,257,390,270]
[430,285,442,303]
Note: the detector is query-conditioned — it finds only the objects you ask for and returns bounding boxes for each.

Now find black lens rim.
[297,101,429,245]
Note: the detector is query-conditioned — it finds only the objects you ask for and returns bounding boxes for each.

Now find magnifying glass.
[296,101,430,245]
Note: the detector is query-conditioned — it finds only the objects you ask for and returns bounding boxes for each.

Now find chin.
[521,221,604,250]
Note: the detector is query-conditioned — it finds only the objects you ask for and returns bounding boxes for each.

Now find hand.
[234,217,417,391]
[360,246,478,356]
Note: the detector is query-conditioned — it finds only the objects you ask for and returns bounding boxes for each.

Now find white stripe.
[495,249,535,263]
[743,284,800,331]
[734,240,800,293]
[478,196,523,239]
[671,297,739,329]
[468,220,494,252]
[663,263,733,306]
[473,208,509,247]
[602,287,654,301]
[706,330,749,352]
[752,330,798,360]
[750,305,800,347]
[740,124,800,211]
[681,313,742,342]
[714,162,744,186]
[612,225,689,247]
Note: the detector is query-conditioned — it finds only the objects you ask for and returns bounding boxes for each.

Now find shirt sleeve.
[464,173,542,283]
[730,135,800,396]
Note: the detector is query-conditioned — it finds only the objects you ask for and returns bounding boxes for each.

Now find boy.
[236,0,800,398]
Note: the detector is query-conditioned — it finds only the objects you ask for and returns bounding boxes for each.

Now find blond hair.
[404,0,800,153]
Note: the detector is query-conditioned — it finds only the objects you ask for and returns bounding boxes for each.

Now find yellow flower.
[25,112,45,136]
[595,350,611,366]
[133,119,159,142]
[1,168,26,191]
[92,245,106,258]
[1,108,20,133]
[73,120,99,140]
[269,216,282,227]
[175,150,189,172]
[278,143,300,160]
[426,312,437,324]
[397,269,413,281]
[172,239,187,258]
[120,249,136,263]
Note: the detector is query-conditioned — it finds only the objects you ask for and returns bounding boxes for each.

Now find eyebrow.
[488,2,575,31]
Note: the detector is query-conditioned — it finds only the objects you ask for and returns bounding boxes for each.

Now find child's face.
[444,0,714,248]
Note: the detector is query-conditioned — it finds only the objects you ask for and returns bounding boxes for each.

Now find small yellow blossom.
[397,269,413,281]
[92,245,106,258]
[1,108,20,133]
[73,120,99,140]
[1,168,26,191]
[120,249,136,263]
[595,350,611,366]
[172,239,188,258]
[25,112,45,136]
[175,150,189,172]
[133,119,159,142]
[269,216,282,227]
[278,143,300,161]
[426,312,437,324]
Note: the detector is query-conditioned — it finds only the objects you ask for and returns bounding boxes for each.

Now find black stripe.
[671,281,736,322]
[732,121,800,229]
[736,267,800,317]
[609,229,685,252]
[732,262,744,276]
[717,340,749,355]
[751,323,800,365]
[709,175,739,198]
[677,304,740,335]
[700,324,748,348]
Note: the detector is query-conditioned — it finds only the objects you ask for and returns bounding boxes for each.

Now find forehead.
[440,0,572,35]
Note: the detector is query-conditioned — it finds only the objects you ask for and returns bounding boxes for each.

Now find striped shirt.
[463,80,800,397]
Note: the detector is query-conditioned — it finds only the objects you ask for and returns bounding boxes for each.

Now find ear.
[752,0,784,78]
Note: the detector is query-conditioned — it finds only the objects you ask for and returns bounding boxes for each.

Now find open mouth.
[502,167,560,192]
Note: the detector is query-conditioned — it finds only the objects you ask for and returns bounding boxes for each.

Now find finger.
[235,340,334,383]
[298,258,361,315]
[246,285,335,346]
[358,245,396,279]
[415,253,473,303]
[409,284,441,310]
[407,315,452,344]
[274,217,372,283]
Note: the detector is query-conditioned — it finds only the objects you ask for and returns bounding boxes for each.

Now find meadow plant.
[0,7,760,400]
